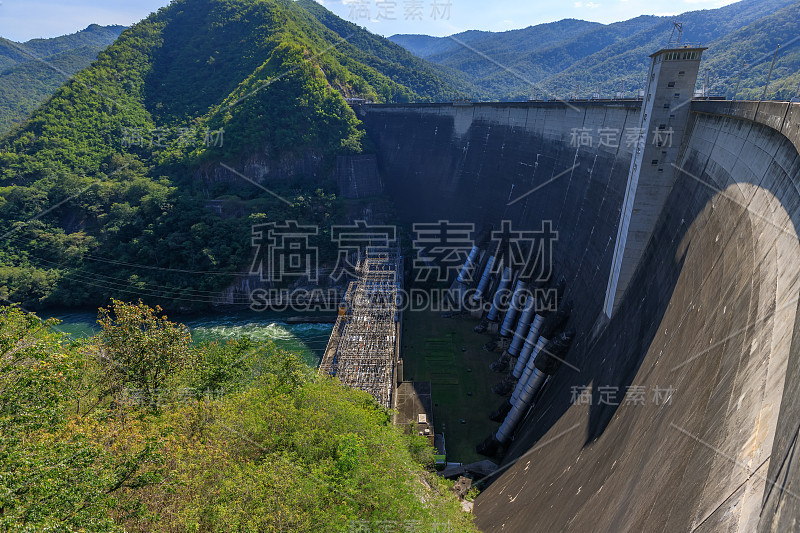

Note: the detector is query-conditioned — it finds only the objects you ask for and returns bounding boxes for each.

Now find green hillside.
[0,25,126,135]
[390,0,800,100]
[0,0,462,311]
[538,0,800,101]
[296,0,479,96]
[693,0,800,100]
[1,301,478,531]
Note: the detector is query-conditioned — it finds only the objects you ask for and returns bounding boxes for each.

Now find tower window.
[664,103,671,109]
[667,82,676,88]
[674,93,681,98]
[651,160,659,165]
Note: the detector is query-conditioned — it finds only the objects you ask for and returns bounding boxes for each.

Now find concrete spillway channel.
[357,96,800,530]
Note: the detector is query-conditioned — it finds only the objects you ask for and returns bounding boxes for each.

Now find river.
[42,310,334,368]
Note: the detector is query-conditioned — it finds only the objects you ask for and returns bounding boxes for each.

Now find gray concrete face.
[359,100,641,335]
[605,47,706,317]
[474,107,800,532]
[359,100,800,532]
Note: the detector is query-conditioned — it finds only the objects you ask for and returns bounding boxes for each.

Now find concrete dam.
[352,54,800,531]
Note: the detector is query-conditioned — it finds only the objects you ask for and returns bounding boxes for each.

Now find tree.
[0,306,145,532]
[97,299,192,403]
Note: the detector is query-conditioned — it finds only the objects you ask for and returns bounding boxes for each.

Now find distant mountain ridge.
[389,0,800,101]
[0,24,126,134]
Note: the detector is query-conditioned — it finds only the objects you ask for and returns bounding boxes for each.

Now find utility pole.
[705,69,710,98]
[761,44,780,102]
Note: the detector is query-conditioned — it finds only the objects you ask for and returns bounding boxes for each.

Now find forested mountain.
[0,25,126,135]
[389,31,491,59]
[694,0,800,100]
[393,18,604,67]
[295,0,479,96]
[390,0,800,100]
[0,0,463,310]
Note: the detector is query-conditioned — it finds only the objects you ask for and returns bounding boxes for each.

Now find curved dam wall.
[357,101,641,338]
[358,101,800,531]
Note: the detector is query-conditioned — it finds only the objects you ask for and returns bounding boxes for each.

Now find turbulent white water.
[43,311,333,368]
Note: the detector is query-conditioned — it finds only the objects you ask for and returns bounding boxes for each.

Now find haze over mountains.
[391,0,800,101]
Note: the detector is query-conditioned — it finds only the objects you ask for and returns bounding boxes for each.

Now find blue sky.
[0,0,739,42]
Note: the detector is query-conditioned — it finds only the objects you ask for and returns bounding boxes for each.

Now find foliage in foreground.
[0,301,476,532]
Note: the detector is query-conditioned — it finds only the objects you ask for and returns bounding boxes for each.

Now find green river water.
[42,310,334,368]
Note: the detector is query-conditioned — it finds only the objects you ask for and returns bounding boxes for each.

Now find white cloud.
[575,1,601,7]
